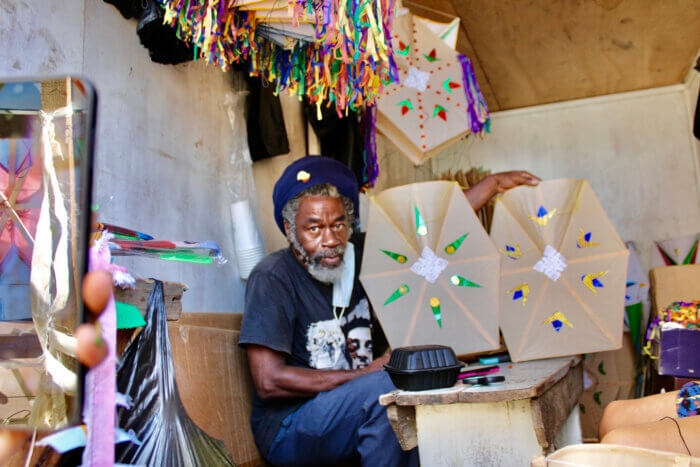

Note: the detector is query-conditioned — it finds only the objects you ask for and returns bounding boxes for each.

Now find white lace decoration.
[410,246,448,283]
[533,245,567,282]
[404,67,430,92]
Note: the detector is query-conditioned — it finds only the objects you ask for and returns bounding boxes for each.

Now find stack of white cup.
[230,200,266,279]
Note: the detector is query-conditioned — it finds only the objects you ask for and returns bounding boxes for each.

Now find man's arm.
[464,171,540,211]
[247,344,390,400]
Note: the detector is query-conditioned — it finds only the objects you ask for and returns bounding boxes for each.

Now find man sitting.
[239,156,539,466]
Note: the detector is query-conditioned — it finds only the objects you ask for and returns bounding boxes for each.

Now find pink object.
[0,142,42,273]
[82,235,116,466]
[458,367,499,379]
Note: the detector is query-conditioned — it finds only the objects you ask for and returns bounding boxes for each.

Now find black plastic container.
[384,345,462,391]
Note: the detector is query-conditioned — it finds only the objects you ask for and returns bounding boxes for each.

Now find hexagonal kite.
[490,179,629,362]
[360,181,500,356]
[375,12,489,166]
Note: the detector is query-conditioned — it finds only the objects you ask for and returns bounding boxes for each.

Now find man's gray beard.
[289,233,345,284]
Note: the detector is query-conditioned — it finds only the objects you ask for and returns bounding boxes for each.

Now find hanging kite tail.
[457,54,490,135]
[361,104,378,191]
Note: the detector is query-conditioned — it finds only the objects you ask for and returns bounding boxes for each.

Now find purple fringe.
[457,54,489,135]
[361,105,379,190]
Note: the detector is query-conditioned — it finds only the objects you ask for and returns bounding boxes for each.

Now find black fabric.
[304,101,366,186]
[103,0,141,19]
[136,1,193,65]
[103,0,193,66]
[239,233,386,456]
[115,281,234,465]
[245,75,290,160]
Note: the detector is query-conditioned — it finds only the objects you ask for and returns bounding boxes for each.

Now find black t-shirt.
[239,234,384,455]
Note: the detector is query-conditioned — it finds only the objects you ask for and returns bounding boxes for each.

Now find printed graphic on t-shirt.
[341,299,374,369]
[306,319,350,370]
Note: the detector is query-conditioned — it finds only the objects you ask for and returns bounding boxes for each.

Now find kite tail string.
[361,104,378,191]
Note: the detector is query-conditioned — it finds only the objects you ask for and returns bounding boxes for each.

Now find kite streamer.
[158,0,398,113]
[457,54,490,136]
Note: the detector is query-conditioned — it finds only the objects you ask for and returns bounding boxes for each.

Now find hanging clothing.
[103,0,192,65]
[243,73,291,161]
[303,101,367,187]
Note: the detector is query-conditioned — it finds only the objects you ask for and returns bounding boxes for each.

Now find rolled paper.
[430,297,442,327]
[384,284,410,305]
[415,206,427,236]
[381,249,407,264]
[450,275,482,288]
[444,233,468,255]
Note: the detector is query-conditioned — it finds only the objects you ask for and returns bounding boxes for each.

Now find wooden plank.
[413,0,700,110]
[383,356,579,406]
[114,278,186,321]
[415,399,542,466]
[530,361,583,448]
[386,404,418,451]
[176,312,243,331]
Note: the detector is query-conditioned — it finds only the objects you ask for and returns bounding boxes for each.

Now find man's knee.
[599,400,625,439]
[600,426,633,446]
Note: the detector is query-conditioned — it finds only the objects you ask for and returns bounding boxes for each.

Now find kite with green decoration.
[360,181,500,356]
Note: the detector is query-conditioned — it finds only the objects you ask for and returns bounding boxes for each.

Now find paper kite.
[360,181,500,356]
[376,12,489,166]
[624,241,649,354]
[651,233,699,268]
[490,179,629,362]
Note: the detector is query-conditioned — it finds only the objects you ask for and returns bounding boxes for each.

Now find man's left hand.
[491,171,540,193]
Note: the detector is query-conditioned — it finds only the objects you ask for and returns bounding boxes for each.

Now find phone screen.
[0,77,95,430]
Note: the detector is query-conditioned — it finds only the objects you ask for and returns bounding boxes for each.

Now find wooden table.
[379,356,583,466]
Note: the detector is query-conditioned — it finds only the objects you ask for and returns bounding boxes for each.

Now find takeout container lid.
[384,345,462,391]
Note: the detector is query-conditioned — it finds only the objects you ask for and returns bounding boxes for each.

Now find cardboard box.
[649,265,700,316]
[168,313,264,467]
[648,265,700,377]
[653,326,700,378]
[578,333,636,441]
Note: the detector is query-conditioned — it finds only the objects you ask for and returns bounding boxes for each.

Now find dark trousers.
[265,370,419,467]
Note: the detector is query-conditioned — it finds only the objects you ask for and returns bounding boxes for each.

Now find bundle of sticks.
[438,167,495,233]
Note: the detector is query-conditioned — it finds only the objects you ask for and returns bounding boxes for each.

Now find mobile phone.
[0,77,95,431]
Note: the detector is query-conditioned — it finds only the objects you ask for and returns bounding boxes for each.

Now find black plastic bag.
[116,280,234,466]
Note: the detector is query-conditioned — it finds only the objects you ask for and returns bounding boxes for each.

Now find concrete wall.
[431,81,700,273]
[1,0,246,313]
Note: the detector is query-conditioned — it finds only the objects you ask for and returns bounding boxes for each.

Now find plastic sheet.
[115,280,234,465]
